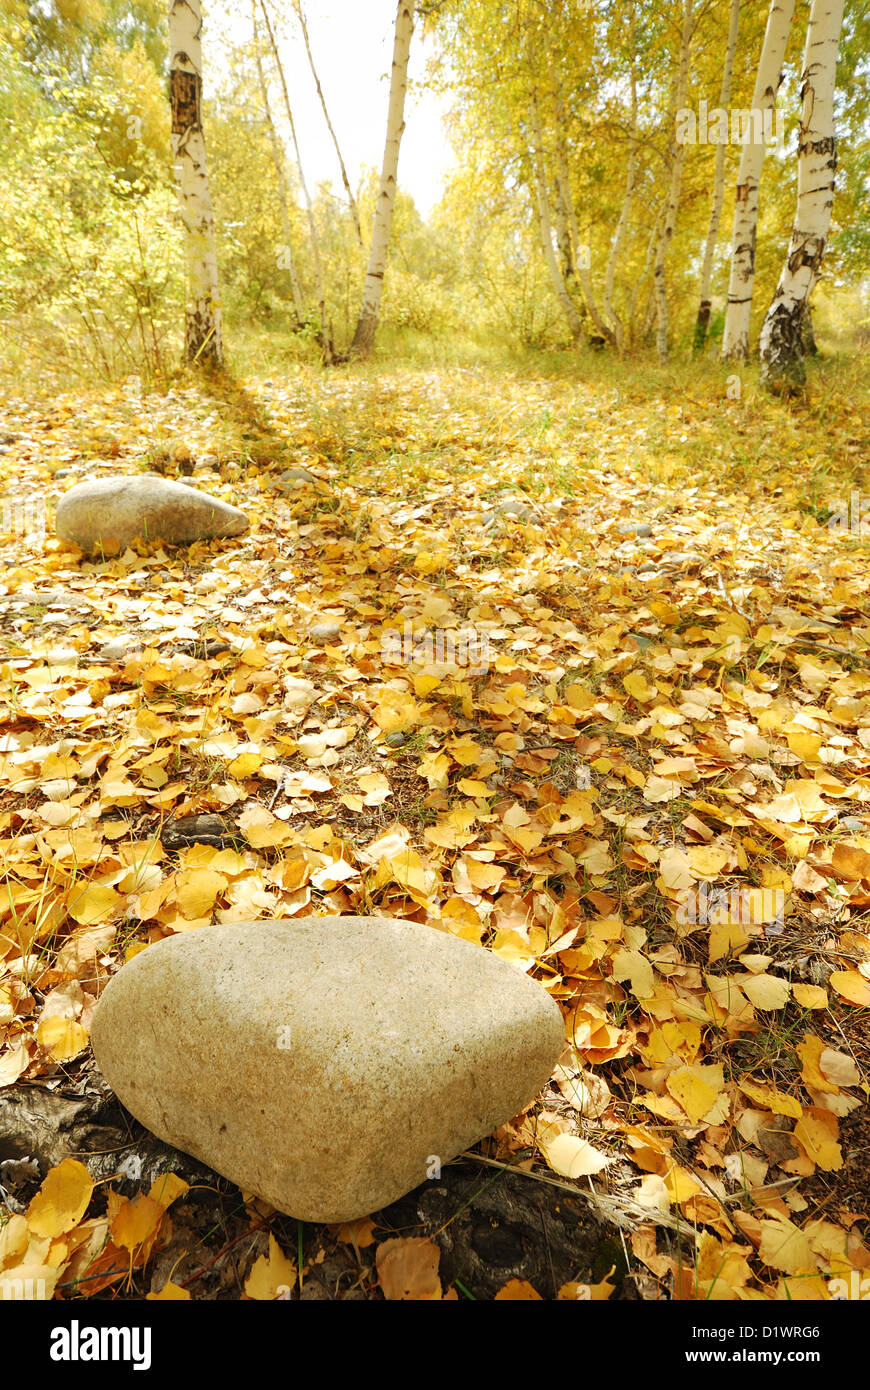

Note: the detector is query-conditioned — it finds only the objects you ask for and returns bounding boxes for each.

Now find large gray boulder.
[55,475,249,553]
[90,916,564,1223]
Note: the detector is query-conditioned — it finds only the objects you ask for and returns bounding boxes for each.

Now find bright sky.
[211,1,455,219]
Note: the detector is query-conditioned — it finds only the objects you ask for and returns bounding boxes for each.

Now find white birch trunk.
[252,1,305,326]
[653,0,693,364]
[529,96,584,342]
[759,0,845,387]
[602,2,639,353]
[628,200,665,348]
[351,0,415,358]
[721,0,796,359]
[545,54,615,346]
[259,0,331,358]
[169,0,222,367]
[293,0,364,249]
[694,0,741,351]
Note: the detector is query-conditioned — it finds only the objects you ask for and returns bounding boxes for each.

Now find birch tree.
[169,0,222,367]
[721,0,795,360]
[351,0,415,359]
[259,0,331,358]
[528,96,584,341]
[653,0,694,364]
[759,0,846,388]
[251,1,304,326]
[601,0,639,353]
[545,52,615,347]
[693,0,741,351]
[292,0,363,248]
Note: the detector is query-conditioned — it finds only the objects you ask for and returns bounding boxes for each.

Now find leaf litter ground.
[0,357,869,1300]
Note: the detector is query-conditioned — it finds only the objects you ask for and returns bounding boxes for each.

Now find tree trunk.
[721,0,796,360]
[351,0,415,359]
[169,0,222,368]
[801,300,819,355]
[628,200,665,350]
[759,0,844,389]
[693,0,741,352]
[259,0,332,359]
[545,52,615,347]
[292,0,364,249]
[602,0,639,354]
[251,0,305,326]
[528,95,584,343]
[653,0,694,364]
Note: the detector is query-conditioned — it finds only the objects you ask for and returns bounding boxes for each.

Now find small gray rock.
[90,917,564,1223]
[55,475,250,554]
[385,731,406,748]
[617,521,652,538]
[494,497,537,523]
[5,588,78,609]
[273,467,317,491]
[661,552,699,566]
[98,637,136,662]
[309,620,341,644]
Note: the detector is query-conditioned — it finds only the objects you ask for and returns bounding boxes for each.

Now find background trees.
[0,0,866,380]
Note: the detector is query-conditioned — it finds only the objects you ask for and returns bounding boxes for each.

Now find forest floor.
[0,351,869,1300]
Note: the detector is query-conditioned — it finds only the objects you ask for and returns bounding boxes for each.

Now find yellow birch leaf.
[373,690,419,733]
[786,730,823,763]
[110,1194,166,1256]
[791,983,828,1009]
[417,750,451,789]
[830,970,870,1007]
[708,921,749,962]
[739,973,791,1011]
[758,1218,817,1275]
[176,868,227,919]
[793,1109,843,1171]
[623,672,655,703]
[663,1165,702,1205]
[149,1174,189,1209]
[666,1066,722,1124]
[818,1048,860,1088]
[27,1159,93,1238]
[228,751,262,778]
[0,1043,30,1087]
[796,1034,840,1093]
[245,1234,296,1301]
[611,948,655,1000]
[495,1279,543,1300]
[738,1080,802,1118]
[376,1236,441,1300]
[66,882,124,925]
[540,1133,609,1178]
[36,1016,88,1062]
